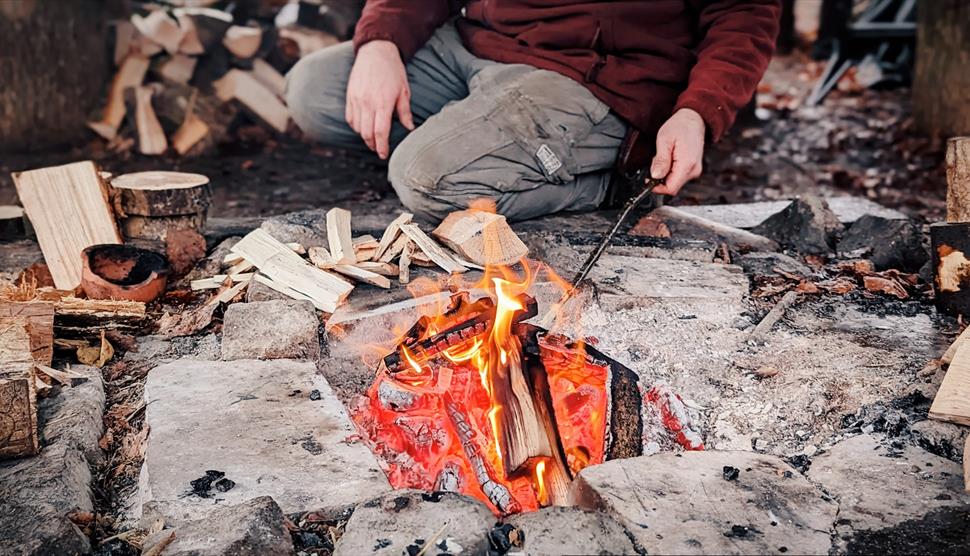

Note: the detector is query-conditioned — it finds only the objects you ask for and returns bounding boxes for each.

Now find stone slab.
[587,255,749,309]
[569,451,837,555]
[807,434,970,538]
[142,496,295,555]
[334,490,493,556]
[505,506,637,556]
[675,197,906,230]
[138,359,390,525]
[37,366,105,466]
[221,300,321,360]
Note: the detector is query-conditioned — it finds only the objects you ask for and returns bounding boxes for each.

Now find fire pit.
[352,267,704,515]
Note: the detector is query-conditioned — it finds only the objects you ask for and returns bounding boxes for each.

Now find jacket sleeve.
[674,0,781,141]
[353,0,459,60]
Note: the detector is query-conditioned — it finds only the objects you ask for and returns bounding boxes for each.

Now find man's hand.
[650,108,706,196]
[346,40,415,159]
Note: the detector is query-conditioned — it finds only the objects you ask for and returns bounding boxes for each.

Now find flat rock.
[735,251,816,278]
[505,506,637,556]
[124,334,221,365]
[569,451,837,555]
[836,215,927,272]
[752,195,843,254]
[245,278,295,303]
[142,496,294,556]
[260,210,330,247]
[587,255,748,309]
[0,238,42,275]
[807,433,970,539]
[138,359,390,525]
[222,300,321,360]
[334,490,493,556]
[676,197,907,230]
[909,419,970,462]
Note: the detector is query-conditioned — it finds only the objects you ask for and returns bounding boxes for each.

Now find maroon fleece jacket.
[354,0,780,141]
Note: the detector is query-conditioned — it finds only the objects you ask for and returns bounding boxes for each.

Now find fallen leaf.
[795,281,820,294]
[817,277,857,295]
[863,275,909,299]
[77,331,114,367]
[630,215,671,238]
[837,260,875,275]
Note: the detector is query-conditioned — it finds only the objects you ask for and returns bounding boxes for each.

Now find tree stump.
[913,1,970,137]
[111,171,212,217]
[947,137,970,223]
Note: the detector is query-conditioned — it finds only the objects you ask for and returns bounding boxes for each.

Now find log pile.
[88,3,342,156]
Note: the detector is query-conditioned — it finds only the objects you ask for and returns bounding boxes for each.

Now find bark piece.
[373,212,412,261]
[12,161,122,290]
[326,207,356,264]
[751,195,843,254]
[0,301,55,366]
[212,69,288,133]
[231,229,353,313]
[930,339,970,426]
[111,171,211,217]
[946,137,970,223]
[433,210,528,266]
[399,224,467,274]
[0,362,39,460]
[121,213,206,242]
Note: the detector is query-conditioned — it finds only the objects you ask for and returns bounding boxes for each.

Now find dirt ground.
[0,53,948,224]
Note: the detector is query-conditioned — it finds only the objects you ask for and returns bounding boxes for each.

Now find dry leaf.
[863,275,909,299]
[77,331,114,367]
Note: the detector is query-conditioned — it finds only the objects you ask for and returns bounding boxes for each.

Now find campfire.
[352,263,704,515]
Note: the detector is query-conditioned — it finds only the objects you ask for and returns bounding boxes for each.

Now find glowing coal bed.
[350,289,704,516]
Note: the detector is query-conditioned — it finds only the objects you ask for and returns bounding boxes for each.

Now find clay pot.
[81,244,169,302]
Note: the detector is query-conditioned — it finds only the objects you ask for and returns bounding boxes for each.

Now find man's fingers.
[374,107,393,160]
[650,134,674,180]
[656,159,693,196]
[358,108,376,152]
[345,97,355,130]
[396,86,414,131]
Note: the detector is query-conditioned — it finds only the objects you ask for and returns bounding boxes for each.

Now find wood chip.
[353,261,399,276]
[308,246,334,269]
[399,241,415,284]
[332,265,391,289]
[378,234,409,263]
[399,224,467,274]
[373,213,412,261]
[326,207,356,264]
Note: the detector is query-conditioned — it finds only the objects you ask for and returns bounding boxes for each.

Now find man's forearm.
[353,0,458,60]
[676,0,781,141]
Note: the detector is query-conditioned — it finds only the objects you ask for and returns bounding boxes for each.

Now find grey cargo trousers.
[286,23,627,222]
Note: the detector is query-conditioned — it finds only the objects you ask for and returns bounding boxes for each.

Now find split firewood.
[158,277,248,338]
[153,83,235,154]
[251,58,286,98]
[226,259,255,275]
[278,26,339,58]
[253,273,320,306]
[326,207,356,264]
[131,10,184,54]
[35,364,87,387]
[400,224,468,274]
[308,246,335,270]
[173,7,233,54]
[111,171,211,218]
[399,241,415,284]
[0,301,55,365]
[332,265,391,289]
[172,108,210,155]
[353,235,379,261]
[231,229,353,312]
[88,55,151,140]
[0,206,26,241]
[930,339,970,426]
[213,69,288,133]
[285,242,307,255]
[410,250,437,267]
[157,54,197,85]
[12,161,122,290]
[223,252,244,266]
[0,361,40,460]
[373,212,413,261]
[353,261,399,276]
[222,25,262,58]
[433,210,528,266]
[126,86,169,155]
[190,272,254,290]
[112,20,140,65]
[379,234,409,263]
[355,247,377,262]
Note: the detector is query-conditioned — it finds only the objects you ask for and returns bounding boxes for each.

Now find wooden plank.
[399,224,467,274]
[231,229,353,313]
[930,339,970,425]
[943,326,970,365]
[212,69,288,133]
[0,362,39,460]
[12,161,122,289]
[373,212,412,261]
[399,240,414,284]
[0,301,55,365]
[432,210,528,266]
[326,207,356,264]
[332,265,391,289]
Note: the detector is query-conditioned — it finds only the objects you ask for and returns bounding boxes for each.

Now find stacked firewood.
[87,2,345,156]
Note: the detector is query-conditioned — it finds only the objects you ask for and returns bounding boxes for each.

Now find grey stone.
[736,251,816,278]
[0,239,42,275]
[752,195,844,254]
[260,210,330,247]
[125,334,221,364]
[836,215,927,272]
[38,366,105,466]
[807,434,970,537]
[334,490,493,556]
[187,236,242,282]
[142,496,294,556]
[570,451,837,555]
[0,444,92,555]
[909,419,969,462]
[245,278,296,303]
[586,255,749,309]
[676,197,907,230]
[222,300,321,360]
[138,359,389,525]
[505,506,638,556]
